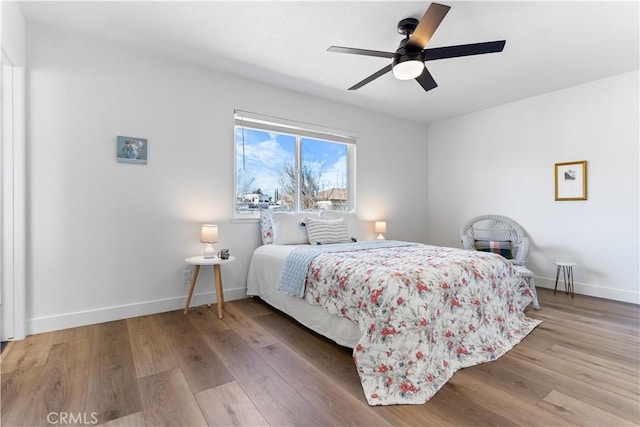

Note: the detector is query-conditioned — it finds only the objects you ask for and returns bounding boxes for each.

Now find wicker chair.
[460,215,540,310]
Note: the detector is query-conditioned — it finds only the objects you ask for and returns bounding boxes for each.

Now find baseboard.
[534,276,639,305]
[27,287,249,336]
[24,278,640,336]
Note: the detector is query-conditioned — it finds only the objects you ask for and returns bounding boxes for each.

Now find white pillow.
[271,211,321,245]
[321,210,364,241]
[305,217,352,245]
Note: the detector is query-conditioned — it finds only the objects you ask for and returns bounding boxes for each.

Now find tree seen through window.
[235,126,352,214]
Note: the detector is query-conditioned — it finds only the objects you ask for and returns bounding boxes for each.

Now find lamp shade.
[392,60,424,80]
[392,47,424,81]
[374,221,387,234]
[200,224,218,243]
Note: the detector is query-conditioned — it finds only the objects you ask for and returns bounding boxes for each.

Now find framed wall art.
[555,160,587,201]
[117,136,148,164]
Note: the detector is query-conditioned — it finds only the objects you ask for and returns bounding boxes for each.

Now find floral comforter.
[302,242,541,405]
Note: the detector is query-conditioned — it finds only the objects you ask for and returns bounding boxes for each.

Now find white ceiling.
[18,1,640,124]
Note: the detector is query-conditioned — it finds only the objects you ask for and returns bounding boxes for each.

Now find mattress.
[246,244,362,348]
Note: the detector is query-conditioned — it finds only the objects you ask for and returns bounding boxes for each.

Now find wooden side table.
[554,261,576,298]
[184,255,235,318]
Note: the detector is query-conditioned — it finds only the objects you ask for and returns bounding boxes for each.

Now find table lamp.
[375,221,387,240]
[200,224,218,258]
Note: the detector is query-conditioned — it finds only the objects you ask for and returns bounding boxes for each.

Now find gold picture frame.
[555,160,587,201]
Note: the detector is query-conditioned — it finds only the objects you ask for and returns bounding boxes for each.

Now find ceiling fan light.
[392,59,424,80]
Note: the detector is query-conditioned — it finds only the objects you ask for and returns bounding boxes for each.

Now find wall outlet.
[182,269,193,286]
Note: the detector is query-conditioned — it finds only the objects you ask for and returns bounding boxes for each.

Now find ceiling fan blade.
[327,46,395,59]
[407,3,451,50]
[415,68,438,92]
[423,40,506,61]
[348,64,393,90]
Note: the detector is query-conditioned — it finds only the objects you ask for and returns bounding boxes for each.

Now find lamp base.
[203,243,216,259]
[376,234,385,240]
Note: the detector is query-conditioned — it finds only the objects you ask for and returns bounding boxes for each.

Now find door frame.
[1,47,26,341]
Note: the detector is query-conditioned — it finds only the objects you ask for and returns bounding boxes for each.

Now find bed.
[247,210,541,406]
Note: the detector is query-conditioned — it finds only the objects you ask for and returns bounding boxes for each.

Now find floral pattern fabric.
[259,209,274,244]
[303,243,541,405]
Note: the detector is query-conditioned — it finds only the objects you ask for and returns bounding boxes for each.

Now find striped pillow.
[474,239,513,259]
[304,217,352,245]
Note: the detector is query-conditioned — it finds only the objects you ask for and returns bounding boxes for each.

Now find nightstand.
[184,255,235,318]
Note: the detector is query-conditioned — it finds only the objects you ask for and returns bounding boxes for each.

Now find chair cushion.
[475,239,513,259]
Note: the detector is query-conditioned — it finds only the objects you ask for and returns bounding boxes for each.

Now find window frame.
[233,110,357,219]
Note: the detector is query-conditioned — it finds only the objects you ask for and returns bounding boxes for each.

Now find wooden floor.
[1,288,639,426]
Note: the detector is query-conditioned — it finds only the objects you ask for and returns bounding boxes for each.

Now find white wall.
[1,1,26,64]
[427,70,639,303]
[26,23,428,334]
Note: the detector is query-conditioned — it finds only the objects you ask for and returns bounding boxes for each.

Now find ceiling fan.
[327,2,506,92]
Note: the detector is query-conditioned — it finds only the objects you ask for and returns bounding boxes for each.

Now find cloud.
[236,131,293,195]
[235,128,348,197]
[319,154,347,190]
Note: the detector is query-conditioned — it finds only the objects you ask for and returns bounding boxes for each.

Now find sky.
[235,127,347,199]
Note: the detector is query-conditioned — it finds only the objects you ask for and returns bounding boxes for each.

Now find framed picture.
[555,160,587,201]
[117,136,147,164]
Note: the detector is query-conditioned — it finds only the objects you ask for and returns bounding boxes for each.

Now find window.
[234,110,356,217]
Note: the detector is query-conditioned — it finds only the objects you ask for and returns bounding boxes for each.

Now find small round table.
[184,255,235,318]
[554,261,576,298]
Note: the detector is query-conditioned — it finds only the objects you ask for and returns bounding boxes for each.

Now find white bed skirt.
[246,244,362,348]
